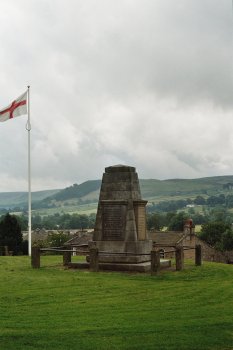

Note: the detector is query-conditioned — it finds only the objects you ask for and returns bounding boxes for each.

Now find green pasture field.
[30,202,98,217]
[0,256,232,350]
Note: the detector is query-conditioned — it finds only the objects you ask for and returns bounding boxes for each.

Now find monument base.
[67,259,171,272]
[89,240,152,263]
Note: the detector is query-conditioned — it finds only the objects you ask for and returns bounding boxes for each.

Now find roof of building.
[64,231,93,246]
[148,231,186,246]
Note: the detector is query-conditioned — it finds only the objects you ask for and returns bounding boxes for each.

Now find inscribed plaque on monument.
[102,204,126,240]
[136,205,146,240]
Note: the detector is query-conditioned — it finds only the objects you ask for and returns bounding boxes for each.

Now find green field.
[0,256,232,350]
[31,202,98,217]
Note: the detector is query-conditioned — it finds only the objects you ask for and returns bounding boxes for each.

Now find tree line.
[15,212,96,231]
[1,206,233,255]
[148,194,233,213]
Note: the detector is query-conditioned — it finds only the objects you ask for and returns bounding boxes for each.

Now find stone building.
[148,219,196,259]
[65,231,93,255]
[195,237,230,263]
[149,219,232,264]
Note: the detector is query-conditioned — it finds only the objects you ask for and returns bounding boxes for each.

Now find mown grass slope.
[0,256,232,350]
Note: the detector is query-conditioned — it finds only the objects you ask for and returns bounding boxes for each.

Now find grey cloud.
[0,0,232,191]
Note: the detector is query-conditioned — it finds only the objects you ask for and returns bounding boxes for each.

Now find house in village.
[23,229,93,253]
[148,219,196,259]
[149,219,233,264]
[64,230,93,255]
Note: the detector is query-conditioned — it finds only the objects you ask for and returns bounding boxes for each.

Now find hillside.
[41,175,233,204]
[44,180,101,202]
[0,189,60,209]
[2,175,233,213]
[140,175,233,198]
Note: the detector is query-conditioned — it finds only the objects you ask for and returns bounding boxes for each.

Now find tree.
[193,195,206,205]
[17,215,28,231]
[188,207,195,215]
[46,232,70,248]
[0,213,23,255]
[167,212,189,231]
[221,229,233,251]
[192,213,207,225]
[199,221,231,248]
[206,195,226,207]
[147,212,165,230]
[226,195,233,208]
[208,208,229,223]
[32,215,42,229]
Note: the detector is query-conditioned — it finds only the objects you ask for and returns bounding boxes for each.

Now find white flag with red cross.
[0,91,27,122]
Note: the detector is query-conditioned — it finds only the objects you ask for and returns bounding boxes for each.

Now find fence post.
[176,246,184,271]
[151,250,160,275]
[4,246,9,256]
[89,247,99,272]
[63,247,72,266]
[195,244,202,266]
[31,246,40,268]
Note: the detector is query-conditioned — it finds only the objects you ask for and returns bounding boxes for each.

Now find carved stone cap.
[105,165,136,173]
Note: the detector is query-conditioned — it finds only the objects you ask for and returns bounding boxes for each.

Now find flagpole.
[26,86,32,256]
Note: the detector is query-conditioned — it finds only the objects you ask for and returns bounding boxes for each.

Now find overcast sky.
[0,0,232,192]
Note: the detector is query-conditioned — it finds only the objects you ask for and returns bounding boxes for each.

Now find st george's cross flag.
[0,91,27,122]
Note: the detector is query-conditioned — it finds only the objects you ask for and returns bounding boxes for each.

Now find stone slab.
[67,259,171,272]
[92,240,152,253]
[90,240,153,263]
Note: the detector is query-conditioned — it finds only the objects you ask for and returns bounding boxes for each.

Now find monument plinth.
[90,165,152,266]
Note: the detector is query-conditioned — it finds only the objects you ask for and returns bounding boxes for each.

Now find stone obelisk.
[91,165,152,267]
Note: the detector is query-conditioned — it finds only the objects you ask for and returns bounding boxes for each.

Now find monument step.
[67,259,171,272]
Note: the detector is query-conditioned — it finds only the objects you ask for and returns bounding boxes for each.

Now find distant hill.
[2,175,233,212]
[0,189,60,209]
[45,180,101,202]
[139,176,233,198]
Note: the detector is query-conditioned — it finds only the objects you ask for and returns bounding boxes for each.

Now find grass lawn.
[0,256,232,350]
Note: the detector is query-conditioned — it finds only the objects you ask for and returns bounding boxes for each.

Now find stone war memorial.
[31,164,201,271]
[89,164,153,272]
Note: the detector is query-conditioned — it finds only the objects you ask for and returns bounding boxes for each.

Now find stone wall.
[195,237,228,263]
[225,251,233,264]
